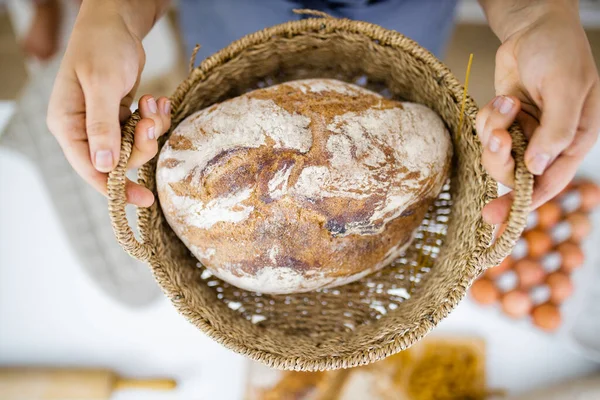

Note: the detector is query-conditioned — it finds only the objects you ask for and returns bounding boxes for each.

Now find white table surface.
[0,101,599,399]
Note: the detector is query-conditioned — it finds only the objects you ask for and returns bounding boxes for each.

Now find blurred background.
[1,0,600,399]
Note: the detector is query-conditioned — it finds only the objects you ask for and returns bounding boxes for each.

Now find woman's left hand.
[476,1,600,224]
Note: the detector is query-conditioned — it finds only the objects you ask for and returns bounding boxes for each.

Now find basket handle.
[292,9,335,19]
[107,112,153,262]
[478,131,534,269]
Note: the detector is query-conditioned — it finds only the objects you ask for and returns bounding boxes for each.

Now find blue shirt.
[178,0,458,62]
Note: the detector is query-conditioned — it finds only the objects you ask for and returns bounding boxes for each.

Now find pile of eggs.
[470,178,600,332]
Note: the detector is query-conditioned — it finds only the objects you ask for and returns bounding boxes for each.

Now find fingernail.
[148,125,155,140]
[147,97,157,114]
[95,150,113,172]
[492,96,502,110]
[528,153,550,175]
[494,96,514,115]
[163,100,171,115]
[489,135,501,153]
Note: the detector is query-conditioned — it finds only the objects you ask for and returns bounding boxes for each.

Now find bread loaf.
[156,79,452,294]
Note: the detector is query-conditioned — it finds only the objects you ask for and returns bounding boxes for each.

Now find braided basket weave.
[108,12,533,371]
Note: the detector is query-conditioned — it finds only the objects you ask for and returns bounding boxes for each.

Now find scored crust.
[156,79,452,294]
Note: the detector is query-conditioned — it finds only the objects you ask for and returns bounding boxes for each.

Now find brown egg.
[546,272,574,304]
[557,242,585,272]
[470,278,500,305]
[486,256,514,279]
[501,290,532,319]
[578,182,600,212]
[536,201,562,230]
[532,303,562,332]
[571,178,596,189]
[566,212,592,242]
[514,259,545,288]
[522,230,553,259]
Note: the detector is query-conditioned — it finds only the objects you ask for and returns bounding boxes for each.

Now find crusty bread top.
[156,79,452,293]
[157,79,451,237]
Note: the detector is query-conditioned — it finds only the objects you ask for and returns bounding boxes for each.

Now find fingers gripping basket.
[108,14,533,371]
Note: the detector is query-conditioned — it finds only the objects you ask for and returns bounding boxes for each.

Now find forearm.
[81,0,171,39]
[478,0,579,42]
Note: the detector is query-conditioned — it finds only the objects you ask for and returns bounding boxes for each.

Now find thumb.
[81,78,123,173]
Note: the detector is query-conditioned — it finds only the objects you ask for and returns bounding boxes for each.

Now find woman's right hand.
[47,0,171,207]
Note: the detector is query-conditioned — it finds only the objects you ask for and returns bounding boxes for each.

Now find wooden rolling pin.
[0,368,176,400]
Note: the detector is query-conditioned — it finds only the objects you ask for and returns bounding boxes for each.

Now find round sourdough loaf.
[156,79,452,294]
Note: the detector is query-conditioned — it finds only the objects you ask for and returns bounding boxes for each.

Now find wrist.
[81,0,169,39]
[479,0,579,42]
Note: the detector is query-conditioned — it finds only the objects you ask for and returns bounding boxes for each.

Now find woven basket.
[108,12,533,371]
